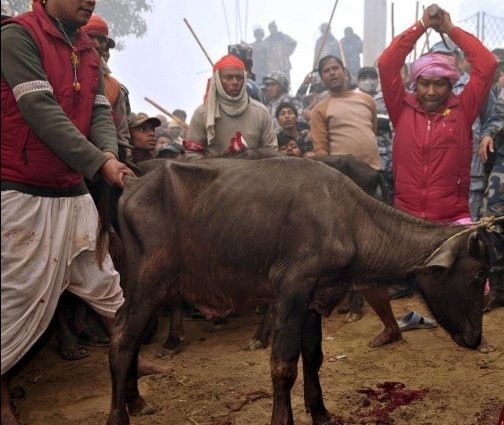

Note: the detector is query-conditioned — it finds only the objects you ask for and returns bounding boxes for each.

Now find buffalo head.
[415,226,496,349]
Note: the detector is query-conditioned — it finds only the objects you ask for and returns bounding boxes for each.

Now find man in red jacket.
[363,4,497,351]
[378,5,496,221]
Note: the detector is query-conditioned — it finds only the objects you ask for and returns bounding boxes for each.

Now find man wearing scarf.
[185,54,277,158]
[366,5,497,351]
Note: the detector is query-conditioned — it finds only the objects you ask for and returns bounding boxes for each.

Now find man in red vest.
[0,1,155,423]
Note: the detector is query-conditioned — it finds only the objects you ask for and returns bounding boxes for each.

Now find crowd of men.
[1,1,503,423]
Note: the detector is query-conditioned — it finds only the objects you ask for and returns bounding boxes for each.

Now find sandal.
[57,334,89,361]
[396,311,437,332]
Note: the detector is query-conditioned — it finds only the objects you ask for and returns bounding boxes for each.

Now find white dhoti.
[1,191,124,375]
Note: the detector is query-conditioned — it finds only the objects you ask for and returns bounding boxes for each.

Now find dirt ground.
[10,294,504,425]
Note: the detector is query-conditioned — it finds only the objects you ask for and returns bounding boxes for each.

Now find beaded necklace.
[55,18,81,92]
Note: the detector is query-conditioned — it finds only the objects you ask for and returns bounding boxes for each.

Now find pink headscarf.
[409,53,459,89]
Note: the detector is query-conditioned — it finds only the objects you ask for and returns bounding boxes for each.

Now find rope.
[425,215,504,264]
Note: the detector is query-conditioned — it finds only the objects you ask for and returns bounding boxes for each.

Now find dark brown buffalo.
[108,157,495,425]
[139,152,390,357]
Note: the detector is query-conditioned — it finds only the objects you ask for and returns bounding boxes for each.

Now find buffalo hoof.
[313,412,344,425]
[128,396,157,417]
[242,339,267,351]
[477,336,496,353]
[156,345,182,359]
[106,409,130,425]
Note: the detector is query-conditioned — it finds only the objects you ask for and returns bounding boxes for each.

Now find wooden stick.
[313,0,340,70]
[183,18,214,67]
[144,97,189,129]
[391,2,395,39]
[413,1,419,60]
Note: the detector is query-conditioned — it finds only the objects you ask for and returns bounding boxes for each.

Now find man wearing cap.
[186,54,277,158]
[128,112,161,163]
[262,70,305,132]
[81,14,131,160]
[374,5,497,350]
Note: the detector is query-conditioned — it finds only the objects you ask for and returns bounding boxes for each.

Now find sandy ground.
[9,294,504,425]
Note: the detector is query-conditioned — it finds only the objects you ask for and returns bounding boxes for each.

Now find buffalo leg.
[108,273,172,424]
[301,311,340,424]
[157,299,185,358]
[270,282,314,425]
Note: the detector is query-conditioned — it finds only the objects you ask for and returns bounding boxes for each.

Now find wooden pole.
[183,18,214,67]
[391,2,395,39]
[313,0,340,70]
[413,1,419,60]
[144,97,189,129]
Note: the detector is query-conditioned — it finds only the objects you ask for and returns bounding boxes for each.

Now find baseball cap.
[128,112,161,128]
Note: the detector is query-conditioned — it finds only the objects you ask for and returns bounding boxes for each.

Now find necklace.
[55,18,81,92]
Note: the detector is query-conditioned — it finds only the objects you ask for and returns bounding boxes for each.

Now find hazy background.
[106,0,504,120]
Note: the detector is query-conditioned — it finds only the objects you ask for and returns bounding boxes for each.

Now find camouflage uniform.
[374,92,394,201]
[263,71,305,132]
[481,88,504,217]
[452,73,497,221]
[481,88,504,308]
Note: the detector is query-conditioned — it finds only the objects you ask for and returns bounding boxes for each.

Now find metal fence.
[457,12,504,50]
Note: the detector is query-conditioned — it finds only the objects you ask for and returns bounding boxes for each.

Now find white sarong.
[1,191,124,374]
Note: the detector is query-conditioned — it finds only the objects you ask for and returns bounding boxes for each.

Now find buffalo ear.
[468,231,486,259]
[423,237,460,269]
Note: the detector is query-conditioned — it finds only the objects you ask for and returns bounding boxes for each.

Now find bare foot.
[368,326,402,348]
[477,336,496,353]
[137,356,167,377]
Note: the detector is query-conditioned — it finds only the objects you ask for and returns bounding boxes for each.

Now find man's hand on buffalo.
[100,153,135,188]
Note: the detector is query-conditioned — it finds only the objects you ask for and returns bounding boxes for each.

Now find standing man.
[340,26,363,82]
[1,1,140,422]
[313,23,342,68]
[479,88,504,310]
[185,54,277,158]
[263,21,297,83]
[376,5,497,350]
[250,24,268,85]
[310,54,382,327]
[310,55,382,171]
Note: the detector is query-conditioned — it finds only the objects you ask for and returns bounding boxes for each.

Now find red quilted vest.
[1,2,100,188]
